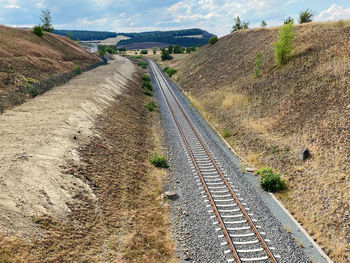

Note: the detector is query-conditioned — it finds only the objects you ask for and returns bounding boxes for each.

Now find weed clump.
[144,89,153,96]
[74,65,81,74]
[163,67,177,78]
[33,26,44,37]
[145,101,156,111]
[26,84,38,98]
[138,61,148,68]
[253,52,263,78]
[142,81,153,91]
[222,130,231,138]
[256,167,285,192]
[149,152,169,168]
[141,74,151,81]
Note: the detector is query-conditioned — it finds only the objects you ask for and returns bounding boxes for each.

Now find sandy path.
[0,56,136,236]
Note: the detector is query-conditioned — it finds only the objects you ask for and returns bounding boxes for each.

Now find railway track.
[149,60,281,263]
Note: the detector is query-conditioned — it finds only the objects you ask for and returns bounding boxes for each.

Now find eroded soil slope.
[175,21,350,262]
[0,56,176,262]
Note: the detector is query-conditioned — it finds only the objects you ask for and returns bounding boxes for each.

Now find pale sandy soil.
[0,56,136,237]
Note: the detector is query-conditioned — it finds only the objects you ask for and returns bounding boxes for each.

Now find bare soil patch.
[175,21,350,262]
[0,56,176,262]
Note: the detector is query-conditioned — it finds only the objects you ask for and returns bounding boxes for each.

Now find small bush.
[208,36,218,45]
[256,167,285,192]
[140,50,148,54]
[149,152,169,168]
[284,17,294,24]
[142,81,153,91]
[165,68,177,78]
[138,61,148,68]
[273,22,295,66]
[144,88,153,96]
[26,84,38,98]
[299,9,313,24]
[33,26,44,37]
[141,74,151,81]
[145,101,156,111]
[74,65,81,74]
[161,48,173,61]
[253,52,263,78]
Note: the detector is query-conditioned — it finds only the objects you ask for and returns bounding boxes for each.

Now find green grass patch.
[149,152,169,168]
[144,88,153,97]
[163,67,177,77]
[138,61,148,68]
[222,129,231,138]
[145,101,156,111]
[141,74,151,81]
[256,167,285,192]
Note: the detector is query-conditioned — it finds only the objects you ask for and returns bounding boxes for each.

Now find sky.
[1,0,350,36]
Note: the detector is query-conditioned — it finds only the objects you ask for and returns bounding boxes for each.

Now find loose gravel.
[148,60,311,263]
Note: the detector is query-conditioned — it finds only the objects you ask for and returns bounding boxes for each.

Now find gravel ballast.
[148,60,311,263]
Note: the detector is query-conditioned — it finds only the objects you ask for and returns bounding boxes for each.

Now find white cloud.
[316,4,350,21]
[4,0,19,8]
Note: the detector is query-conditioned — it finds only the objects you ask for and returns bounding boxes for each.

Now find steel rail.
[150,60,277,263]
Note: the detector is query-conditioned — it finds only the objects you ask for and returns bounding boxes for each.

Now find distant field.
[119,42,170,50]
[99,35,130,45]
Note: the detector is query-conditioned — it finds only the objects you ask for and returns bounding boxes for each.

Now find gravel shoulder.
[149,60,312,263]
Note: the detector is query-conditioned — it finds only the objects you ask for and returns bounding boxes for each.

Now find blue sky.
[1,0,350,36]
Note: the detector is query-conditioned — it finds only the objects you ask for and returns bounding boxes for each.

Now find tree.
[231,16,249,32]
[66,32,73,39]
[299,9,313,24]
[33,26,44,37]
[40,9,54,32]
[161,48,173,61]
[153,49,156,55]
[273,22,295,65]
[284,17,294,24]
[173,44,183,54]
[208,36,218,45]
[261,20,267,27]
[168,44,173,54]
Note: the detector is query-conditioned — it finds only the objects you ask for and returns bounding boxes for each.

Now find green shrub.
[273,22,295,66]
[256,167,285,192]
[141,74,151,81]
[253,52,263,78]
[145,101,156,111]
[222,130,231,138]
[74,65,81,74]
[165,68,177,77]
[140,50,148,54]
[26,84,38,98]
[208,36,218,45]
[284,17,294,24]
[299,9,313,24]
[144,88,153,96]
[142,81,153,91]
[149,152,169,168]
[33,26,44,37]
[138,61,148,68]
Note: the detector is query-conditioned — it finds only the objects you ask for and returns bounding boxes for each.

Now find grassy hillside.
[175,20,350,262]
[0,25,101,94]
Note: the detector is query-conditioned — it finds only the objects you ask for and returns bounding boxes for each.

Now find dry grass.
[221,92,249,110]
[176,20,350,262]
[0,25,101,93]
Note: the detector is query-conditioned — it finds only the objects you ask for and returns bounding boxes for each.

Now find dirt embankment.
[0,25,101,94]
[0,56,176,262]
[175,21,350,262]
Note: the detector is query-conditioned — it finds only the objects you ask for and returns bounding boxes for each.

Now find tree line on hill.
[117,28,215,47]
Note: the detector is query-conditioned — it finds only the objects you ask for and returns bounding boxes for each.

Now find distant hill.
[53,29,117,41]
[53,28,216,48]
[117,28,216,49]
